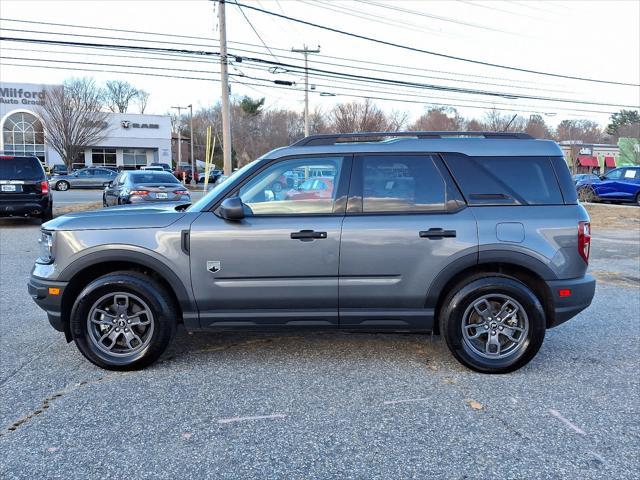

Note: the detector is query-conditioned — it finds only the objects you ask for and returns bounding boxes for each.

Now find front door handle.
[419,228,457,239]
[291,230,328,240]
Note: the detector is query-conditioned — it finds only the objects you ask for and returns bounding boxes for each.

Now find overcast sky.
[1,0,638,127]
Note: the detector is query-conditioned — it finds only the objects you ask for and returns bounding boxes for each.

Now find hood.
[43,202,189,231]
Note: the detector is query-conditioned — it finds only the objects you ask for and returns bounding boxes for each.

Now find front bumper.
[28,275,68,332]
[546,274,596,328]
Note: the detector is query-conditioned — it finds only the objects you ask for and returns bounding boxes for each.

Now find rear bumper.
[28,275,68,332]
[546,274,596,328]
[0,197,50,217]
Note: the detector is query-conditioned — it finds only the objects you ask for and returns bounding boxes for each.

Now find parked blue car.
[577,166,640,205]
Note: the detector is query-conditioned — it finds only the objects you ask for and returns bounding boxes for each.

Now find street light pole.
[171,105,185,170]
[189,104,194,182]
[219,0,233,176]
[292,45,320,137]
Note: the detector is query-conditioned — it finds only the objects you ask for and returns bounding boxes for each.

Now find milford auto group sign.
[0,87,46,106]
[121,120,160,129]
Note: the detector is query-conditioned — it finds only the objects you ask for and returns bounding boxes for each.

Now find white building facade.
[1,82,172,169]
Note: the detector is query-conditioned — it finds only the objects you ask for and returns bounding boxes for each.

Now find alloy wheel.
[461,294,529,359]
[86,292,155,357]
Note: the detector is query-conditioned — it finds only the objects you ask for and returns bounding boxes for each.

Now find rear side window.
[443,154,564,205]
[360,155,446,212]
[0,156,45,180]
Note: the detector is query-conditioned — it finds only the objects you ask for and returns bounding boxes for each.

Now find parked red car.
[173,164,199,183]
[284,177,334,200]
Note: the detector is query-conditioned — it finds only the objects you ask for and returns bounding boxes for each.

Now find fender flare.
[59,248,197,324]
[425,249,557,308]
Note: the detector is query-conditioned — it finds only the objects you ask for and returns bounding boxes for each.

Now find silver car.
[51,167,117,191]
[29,131,595,373]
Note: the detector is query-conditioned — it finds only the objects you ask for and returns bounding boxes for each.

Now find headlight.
[38,230,54,264]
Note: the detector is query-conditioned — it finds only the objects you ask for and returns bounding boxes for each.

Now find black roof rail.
[291,131,534,147]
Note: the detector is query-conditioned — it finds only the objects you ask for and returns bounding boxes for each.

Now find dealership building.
[1,82,172,169]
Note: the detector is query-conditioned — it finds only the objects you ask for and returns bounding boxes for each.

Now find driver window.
[238,156,344,215]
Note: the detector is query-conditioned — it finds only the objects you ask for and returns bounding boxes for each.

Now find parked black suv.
[1,155,52,222]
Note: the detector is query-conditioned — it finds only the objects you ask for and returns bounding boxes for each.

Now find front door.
[189,155,351,328]
[339,154,478,330]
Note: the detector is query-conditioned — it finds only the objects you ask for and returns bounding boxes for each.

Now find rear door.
[339,154,477,330]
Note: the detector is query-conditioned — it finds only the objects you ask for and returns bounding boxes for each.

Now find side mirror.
[105,181,113,187]
[74,173,79,177]
[219,196,245,221]
[599,175,606,180]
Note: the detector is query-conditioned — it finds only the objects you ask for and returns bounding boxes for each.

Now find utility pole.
[189,104,194,182]
[171,105,186,170]
[292,45,320,137]
[219,0,233,175]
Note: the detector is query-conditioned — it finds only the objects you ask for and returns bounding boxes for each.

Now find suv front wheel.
[70,272,177,370]
[439,275,546,374]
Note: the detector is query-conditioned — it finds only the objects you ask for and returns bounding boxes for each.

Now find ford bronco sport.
[28,132,595,373]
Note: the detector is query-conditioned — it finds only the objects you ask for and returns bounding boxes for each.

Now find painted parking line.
[549,409,587,435]
[383,398,431,406]
[217,413,287,424]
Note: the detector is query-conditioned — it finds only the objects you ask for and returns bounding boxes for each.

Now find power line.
[231,1,640,87]
[0,17,573,88]
[1,55,618,116]
[3,60,602,118]
[234,2,281,63]
[2,35,636,110]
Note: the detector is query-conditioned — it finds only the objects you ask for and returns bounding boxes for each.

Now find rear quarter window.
[443,154,564,205]
[0,156,45,180]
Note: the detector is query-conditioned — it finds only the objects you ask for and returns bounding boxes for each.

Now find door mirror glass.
[219,196,245,220]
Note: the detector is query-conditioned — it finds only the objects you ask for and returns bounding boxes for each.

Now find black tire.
[41,204,53,223]
[439,275,546,374]
[102,195,108,207]
[56,180,70,191]
[635,192,640,207]
[70,271,177,370]
[578,186,598,203]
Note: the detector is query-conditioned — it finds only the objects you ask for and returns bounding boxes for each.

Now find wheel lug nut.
[127,320,131,324]
[499,326,504,330]
[484,325,489,329]
[115,328,120,332]
[124,328,128,332]
[491,331,496,335]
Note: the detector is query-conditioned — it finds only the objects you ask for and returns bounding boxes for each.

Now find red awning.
[604,156,616,168]
[577,156,599,167]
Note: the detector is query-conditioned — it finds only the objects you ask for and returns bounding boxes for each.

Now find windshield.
[187,161,255,212]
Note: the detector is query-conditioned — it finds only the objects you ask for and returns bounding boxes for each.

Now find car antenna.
[502,114,518,132]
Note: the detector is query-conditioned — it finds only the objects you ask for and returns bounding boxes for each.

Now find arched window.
[2,112,45,161]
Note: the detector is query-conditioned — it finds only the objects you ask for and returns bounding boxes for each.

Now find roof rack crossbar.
[291,131,534,147]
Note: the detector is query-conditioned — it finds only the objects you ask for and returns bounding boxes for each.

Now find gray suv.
[28,132,595,373]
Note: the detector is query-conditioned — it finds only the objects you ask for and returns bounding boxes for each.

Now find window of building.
[123,149,148,169]
[1,112,45,162]
[239,156,343,215]
[360,155,446,213]
[91,148,117,167]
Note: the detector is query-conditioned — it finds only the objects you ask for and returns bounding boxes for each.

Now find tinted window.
[444,154,564,205]
[360,155,446,212]
[129,172,180,184]
[239,156,343,215]
[0,156,44,180]
[605,169,623,180]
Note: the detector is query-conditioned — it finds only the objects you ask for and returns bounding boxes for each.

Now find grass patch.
[54,201,102,218]
[583,203,640,230]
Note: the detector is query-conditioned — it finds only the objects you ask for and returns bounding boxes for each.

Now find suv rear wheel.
[439,275,546,373]
[70,272,177,370]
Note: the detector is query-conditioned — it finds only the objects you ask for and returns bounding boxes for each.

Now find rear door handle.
[419,228,457,239]
[290,230,328,240]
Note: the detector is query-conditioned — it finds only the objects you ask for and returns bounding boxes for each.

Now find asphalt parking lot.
[0,217,638,479]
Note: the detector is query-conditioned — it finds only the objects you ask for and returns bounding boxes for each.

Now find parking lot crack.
[0,372,130,437]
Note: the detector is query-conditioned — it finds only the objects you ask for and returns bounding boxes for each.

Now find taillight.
[40,180,49,195]
[129,190,149,196]
[174,189,189,195]
[578,221,591,263]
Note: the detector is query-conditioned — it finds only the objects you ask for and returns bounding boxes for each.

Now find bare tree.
[38,78,110,169]
[328,99,399,133]
[483,109,525,132]
[410,107,465,131]
[555,119,605,143]
[524,114,552,139]
[102,80,139,113]
[136,89,150,114]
